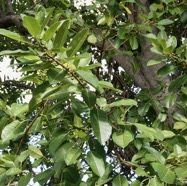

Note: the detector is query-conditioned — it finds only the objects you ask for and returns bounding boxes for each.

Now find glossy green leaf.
[1,121,26,143]
[169,74,187,92]
[87,151,105,177]
[129,36,139,50]
[112,130,134,148]
[147,58,164,66]
[82,90,96,109]
[90,109,112,144]
[23,15,41,37]
[138,102,150,116]
[0,49,30,56]
[0,29,31,44]
[112,175,128,186]
[28,146,43,159]
[67,28,89,57]
[157,19,173,25]
[98,81,122,92]
[42,22,61,41]
[53,20,69,48]
[49,133,68,155]
[18,172,32,186]
[157,65,177,76]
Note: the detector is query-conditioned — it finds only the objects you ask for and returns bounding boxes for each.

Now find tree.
[0,0,187,185]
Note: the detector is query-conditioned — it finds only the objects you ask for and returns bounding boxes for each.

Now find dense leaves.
[0,0,187,185]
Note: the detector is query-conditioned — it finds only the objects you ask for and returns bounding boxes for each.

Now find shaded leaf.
[112,175,128,186]
[18,173,32,186]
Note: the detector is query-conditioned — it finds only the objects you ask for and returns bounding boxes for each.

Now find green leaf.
[161,130,175,139]
[28,146,43,159]
[109,99,137,107]
[23,15,41,37]
[157,19,174,25]
[18,173,32,186]
[87,151,105,177]
[157,65,177,76]
[49,133,68,155]
[98,81,122,92]
[147,58,164,66]
[6,168,22,176]
[148,177,164,186]
[163,93,177,108]
[64,145,82,165]
[82,90,96,109]
[47,68,67,84]
[87,34,97,44]
[63,167,81,184]
[174,122,187,130]
[0,49,30,56]
[53,20,69,48]
[1,121,26,143]
[8,103,28,118]
[175,166,187,178]
[42,22,61,41]
[41,7,55,31]
[152,163,176,184]
[67,28,89,57]
[112,130,134,148]
[169,74,187,92]
[90,109,112,144]
[145,147,165,164]
[112,175,128,186]
[34,169,55,185]
[0,29,31,44]
[129,36,139,50]
[77,70,99,88]
[138,102,150,116]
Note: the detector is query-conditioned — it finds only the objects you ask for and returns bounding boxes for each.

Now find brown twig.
[45,52,85,88]
[16,100,48,155]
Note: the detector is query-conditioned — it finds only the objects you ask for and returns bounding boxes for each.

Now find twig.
[45,52,85,88]
[16,100,48,155]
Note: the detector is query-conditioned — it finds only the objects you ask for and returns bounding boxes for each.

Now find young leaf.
[22,15,41,37]
[112,130,134,148]
[67,28,89,57]
[109,99,137,107]
[87,151,105,177]
[90,109,112,144]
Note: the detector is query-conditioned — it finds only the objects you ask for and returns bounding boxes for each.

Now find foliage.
[0,0,187,185]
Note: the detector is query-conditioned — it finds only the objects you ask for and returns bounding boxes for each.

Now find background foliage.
[0,0,187,185]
